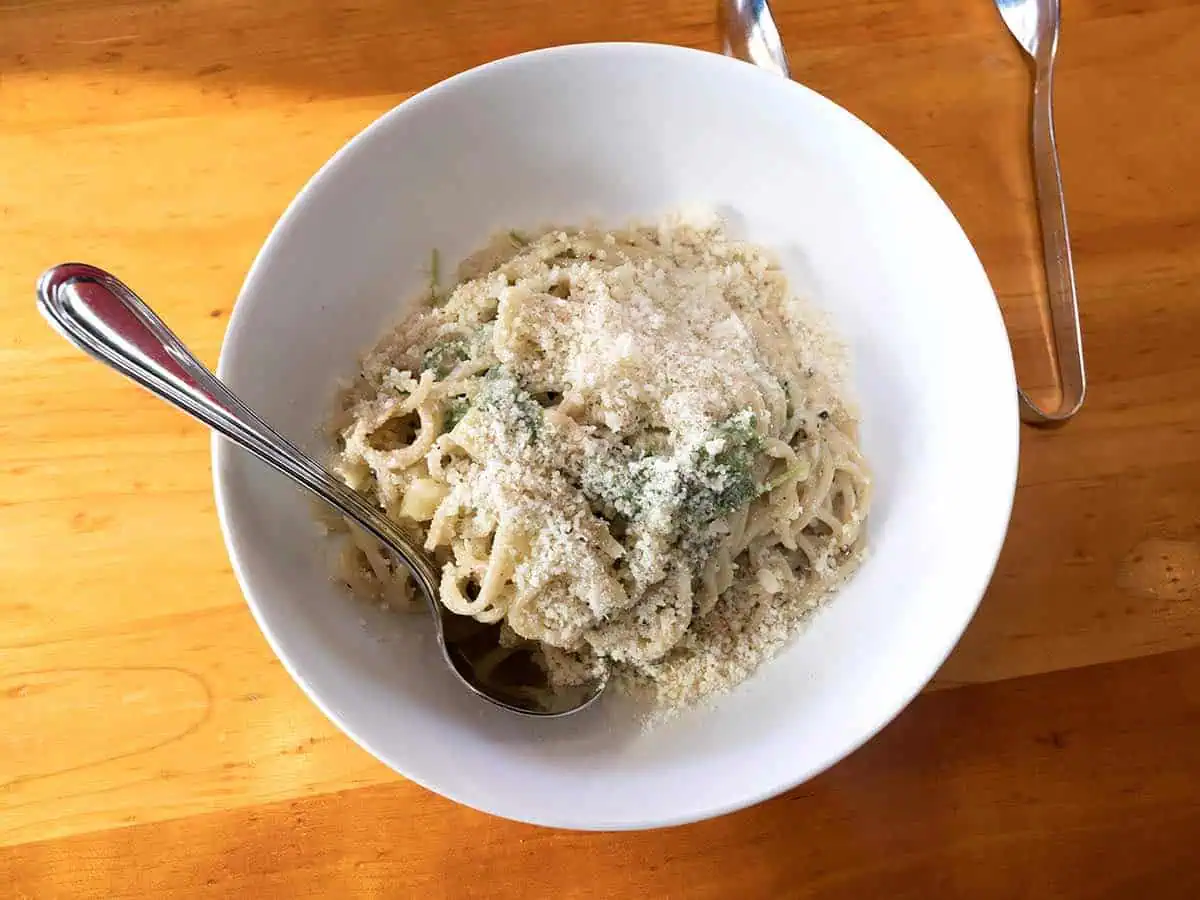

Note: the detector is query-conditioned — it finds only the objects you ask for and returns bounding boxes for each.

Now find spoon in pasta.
[36,262,610,718]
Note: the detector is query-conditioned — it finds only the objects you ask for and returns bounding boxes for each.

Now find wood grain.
[5,646,1200,898]
[2,0,1199,890]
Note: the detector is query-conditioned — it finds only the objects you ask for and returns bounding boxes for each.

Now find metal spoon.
[720,0,1085,424]
[36,263,608,717]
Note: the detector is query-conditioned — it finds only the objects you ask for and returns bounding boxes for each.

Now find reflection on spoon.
[35,262,609,718]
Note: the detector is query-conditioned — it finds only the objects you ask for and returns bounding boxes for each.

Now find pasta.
[327,214,870,713]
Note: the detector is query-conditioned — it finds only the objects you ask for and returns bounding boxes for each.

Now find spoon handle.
[1020,38,1086,424]
[35,263,441,595]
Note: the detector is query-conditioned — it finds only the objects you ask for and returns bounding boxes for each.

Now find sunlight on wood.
[2,0,1199,891]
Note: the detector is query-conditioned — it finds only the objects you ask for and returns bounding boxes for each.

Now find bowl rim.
[212,40,1020,830]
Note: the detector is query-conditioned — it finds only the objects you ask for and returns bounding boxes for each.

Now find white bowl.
[214,43,1018,830]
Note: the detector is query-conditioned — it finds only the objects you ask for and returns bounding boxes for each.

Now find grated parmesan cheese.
[328,215,871,717]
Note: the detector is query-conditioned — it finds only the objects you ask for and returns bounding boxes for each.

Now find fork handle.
[1021,47,1086,424]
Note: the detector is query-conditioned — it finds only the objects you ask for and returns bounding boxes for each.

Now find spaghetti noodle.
[327,215,870,711]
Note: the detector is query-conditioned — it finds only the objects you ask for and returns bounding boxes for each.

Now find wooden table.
[3,0,1199,895]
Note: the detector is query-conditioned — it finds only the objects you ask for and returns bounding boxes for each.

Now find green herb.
[581,447,651,522]
[508,229,528,247]
[714,409,761,449]
[579,411,766,543]
[443,397,470,430]
[420,337,470,379]
[475,367,542,442]
[760,460,810,495]
[677,410,763,531]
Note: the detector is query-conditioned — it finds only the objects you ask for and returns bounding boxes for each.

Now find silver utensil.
[36,263,608,717]
[995,0,1085,423]
[719,0,790,78]
[720,0,1086,424]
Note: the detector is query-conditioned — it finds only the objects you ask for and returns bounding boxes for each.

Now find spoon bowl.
[35,262,609,718]
[997,0,1049,57]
